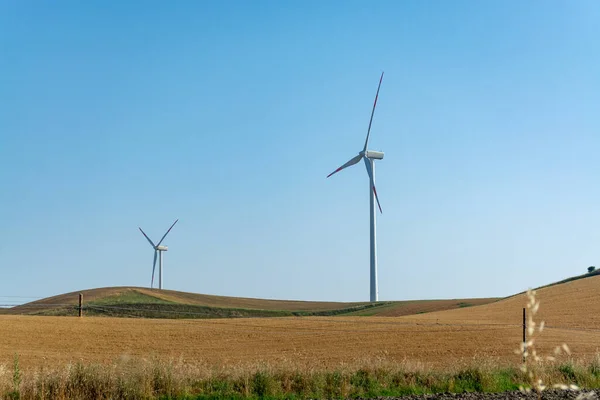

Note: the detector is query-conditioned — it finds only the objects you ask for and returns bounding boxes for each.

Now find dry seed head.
[569,384,580,390]
[555,346,562,355]
[528,326,535,336]
[575,392,598,400]
[520,365,528,373]
[554,384,570,390]
[539,321,545,332]
[532,301,540,314]
[562,344,571,355]
[529,319,536,329]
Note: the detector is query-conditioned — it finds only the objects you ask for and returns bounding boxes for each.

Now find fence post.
[522,307,526,362]
[79,293,83,317]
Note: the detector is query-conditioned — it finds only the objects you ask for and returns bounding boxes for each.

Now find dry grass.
[0,355,599,400]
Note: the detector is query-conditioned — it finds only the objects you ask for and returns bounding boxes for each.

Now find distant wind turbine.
[139,219,179,290]
[327,72,385,302]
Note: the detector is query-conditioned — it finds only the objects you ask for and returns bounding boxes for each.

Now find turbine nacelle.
[156,245,168,251]
[364,150,384,160]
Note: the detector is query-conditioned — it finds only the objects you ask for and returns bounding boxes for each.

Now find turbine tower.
[327,72,385,302]
[139,219,178,290]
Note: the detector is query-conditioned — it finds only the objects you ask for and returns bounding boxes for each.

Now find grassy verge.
[1,356,599,400]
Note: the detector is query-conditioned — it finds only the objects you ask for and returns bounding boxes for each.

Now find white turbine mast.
[139,219,179,290]
[327,72,385,302]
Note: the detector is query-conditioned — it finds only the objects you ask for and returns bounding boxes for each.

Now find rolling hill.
[405,272,600,329]
[2,272,600,370]
[1,286,498,319]
[4,270,598,320]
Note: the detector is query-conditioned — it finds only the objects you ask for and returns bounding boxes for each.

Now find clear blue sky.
[1,1,599,304]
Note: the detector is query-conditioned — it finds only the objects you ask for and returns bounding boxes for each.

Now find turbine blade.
[151,250,157,288]
[363,71,384,152]
[326,154,362,178]
[363,157,383,213]
[139,227,156,248]
[156,219,179,247]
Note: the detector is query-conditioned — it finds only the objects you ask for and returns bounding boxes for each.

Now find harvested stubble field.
[1,275,600,372]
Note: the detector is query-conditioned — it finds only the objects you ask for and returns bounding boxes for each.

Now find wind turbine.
[139,219,178,290]
[327,72,385,302]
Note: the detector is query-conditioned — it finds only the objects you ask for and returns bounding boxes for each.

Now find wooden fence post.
[522,307,526,362]
[79,293,83,317]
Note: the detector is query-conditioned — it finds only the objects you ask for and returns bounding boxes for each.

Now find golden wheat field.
[2,276,600,371]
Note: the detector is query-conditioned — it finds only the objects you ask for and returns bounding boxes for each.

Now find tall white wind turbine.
[327,72,385,302]
[139,219,179,290]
